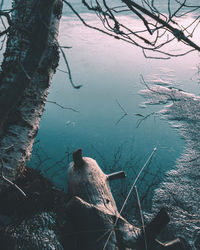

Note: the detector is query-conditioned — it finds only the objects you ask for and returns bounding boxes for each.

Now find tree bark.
[0,0,63,184]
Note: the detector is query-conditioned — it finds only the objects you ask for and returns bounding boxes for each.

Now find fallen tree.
[0,149,190,249]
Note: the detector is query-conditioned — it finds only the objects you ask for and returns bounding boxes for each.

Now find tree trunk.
[0,0,63,184]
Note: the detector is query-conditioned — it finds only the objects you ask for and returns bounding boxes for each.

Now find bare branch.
[136,112,156,128]
[46,100,80,113]
[103,147,157,249]
[0,31,6,50]
[115,113,128,125]
[0,10,12,25]
[2,144,14,152]
[115,99,128,125]
[58,44,82,89]
[0,159,27,197]
[57,68,69,74]
[122,0,200,51]
[135,186,147,250]
[65,0,200,59]
[116,99,128,115]
[0,0,4,11]
[140,75,178,102]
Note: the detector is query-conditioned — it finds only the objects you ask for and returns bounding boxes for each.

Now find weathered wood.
[0,152,189,249]
[67,149,189,250]
[107,171,126,181]
[64,196,140,250]
[68,148,119,215]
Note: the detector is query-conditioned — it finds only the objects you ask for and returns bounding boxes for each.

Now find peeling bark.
[0,0,63,183]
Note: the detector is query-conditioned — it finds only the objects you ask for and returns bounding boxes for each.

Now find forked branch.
[64,0,200,58]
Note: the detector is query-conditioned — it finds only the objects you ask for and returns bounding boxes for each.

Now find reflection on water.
[29,8,199,199]
[63,0,200,18]
[0,0,198,248]
[14,1,197,219]
[0,0,199,246]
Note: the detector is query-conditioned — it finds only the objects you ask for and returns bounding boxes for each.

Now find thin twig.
[135,185,147,250]
[140,75,177,102]
[116,99,128,115]
[136,112,155,128]
[115,114,127,125]
[119,147,157,217]
[115,99,128,125]
[57,68,69,74]
[64,0,200,59]
[20,62,31,80]
[0,159,27,197]
[103,147,157,249]
[60,45,72,49]
[46,100,80,113]
[58,44,82,89]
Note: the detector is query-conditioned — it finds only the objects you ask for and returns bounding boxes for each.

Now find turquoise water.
[28,6,199,191]
[1,1,199,210]
[28,3,200,197]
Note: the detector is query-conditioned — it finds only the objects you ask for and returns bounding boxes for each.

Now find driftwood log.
[0,149,189,249]
[65,149,188,250]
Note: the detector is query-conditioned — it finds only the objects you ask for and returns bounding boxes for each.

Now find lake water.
[31,4,199,181]
[1,0,200,222]
[25,0,200,218]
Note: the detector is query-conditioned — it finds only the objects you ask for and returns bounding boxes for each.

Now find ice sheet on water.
[159,67,175,74]
[147,68,175,86]
[148,78,172,86]
[140,85,200,249]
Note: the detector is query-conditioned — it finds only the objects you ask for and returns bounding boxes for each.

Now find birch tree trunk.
[0,0,63,185]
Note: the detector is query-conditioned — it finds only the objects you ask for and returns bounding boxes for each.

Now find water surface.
[29,2,199,201]
[1,1,199,215]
